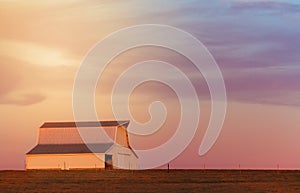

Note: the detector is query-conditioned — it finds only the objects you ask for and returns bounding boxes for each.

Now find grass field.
[0,170,300,193]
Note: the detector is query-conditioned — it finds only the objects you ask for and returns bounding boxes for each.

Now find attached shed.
[26,120,138,170]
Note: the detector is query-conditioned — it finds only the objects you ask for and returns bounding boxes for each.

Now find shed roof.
[26,143,114,154]
[40,120,129,128]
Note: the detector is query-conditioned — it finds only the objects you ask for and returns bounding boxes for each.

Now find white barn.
[26,120,138,170]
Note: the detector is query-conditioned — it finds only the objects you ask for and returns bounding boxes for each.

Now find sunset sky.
[1,0,300,170]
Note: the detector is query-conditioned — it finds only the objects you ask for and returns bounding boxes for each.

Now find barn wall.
[26,153,105,170]
[115,126,130,147]
[38,127,116,144]
[38,128,84,144]
[107,145,138,170]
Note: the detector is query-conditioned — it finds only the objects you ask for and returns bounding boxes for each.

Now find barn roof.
[26,143,114,154]
[40,120,129,128]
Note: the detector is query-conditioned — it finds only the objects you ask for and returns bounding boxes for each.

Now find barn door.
[105,154,113,170]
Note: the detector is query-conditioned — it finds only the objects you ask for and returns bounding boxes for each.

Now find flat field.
[0,170,300,193]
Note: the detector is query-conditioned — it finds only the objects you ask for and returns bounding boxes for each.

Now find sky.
[1,0,300,170]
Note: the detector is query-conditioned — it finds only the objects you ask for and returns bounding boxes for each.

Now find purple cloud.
[231,1,300,13]
[112,0,300,107]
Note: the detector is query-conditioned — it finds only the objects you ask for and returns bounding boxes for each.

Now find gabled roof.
[26,143,114,155]
[40,120,129,128]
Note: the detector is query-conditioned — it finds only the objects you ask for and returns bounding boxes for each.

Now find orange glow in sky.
[1,0,300,170]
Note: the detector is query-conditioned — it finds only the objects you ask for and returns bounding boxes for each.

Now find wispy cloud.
[0,54,76,106]
[0,0,299,108]
[0,93,46,106]
[0,60,47,106]
[0,39,78,66]
[230,0,300,13]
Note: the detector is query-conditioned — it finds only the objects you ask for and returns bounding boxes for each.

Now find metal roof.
[40,120,129,128]
[26,143,114,154]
